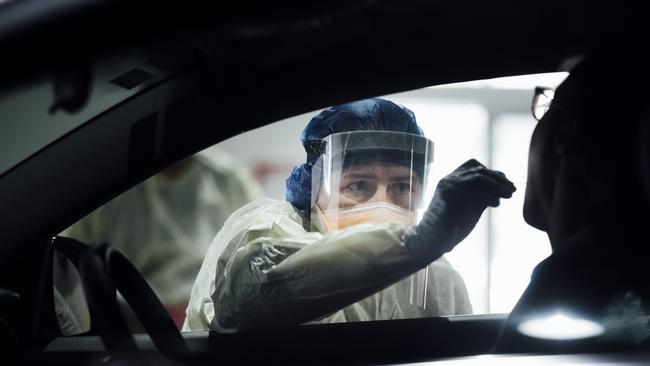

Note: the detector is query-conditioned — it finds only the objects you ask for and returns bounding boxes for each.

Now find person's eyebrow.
[389,176,414,182]
[344,173,378,179]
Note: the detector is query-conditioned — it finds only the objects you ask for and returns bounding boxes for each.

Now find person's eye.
[344,180,373,193]
[342,180,376,202]
[389,182,411,194]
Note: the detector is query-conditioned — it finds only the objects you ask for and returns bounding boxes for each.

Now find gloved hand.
[405,159,516,266]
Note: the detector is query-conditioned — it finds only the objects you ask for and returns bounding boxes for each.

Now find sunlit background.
[210,72,568,314]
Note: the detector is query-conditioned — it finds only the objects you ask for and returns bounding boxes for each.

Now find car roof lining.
[0,0,633,259]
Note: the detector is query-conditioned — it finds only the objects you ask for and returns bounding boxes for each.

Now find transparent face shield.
[310,131,434,308]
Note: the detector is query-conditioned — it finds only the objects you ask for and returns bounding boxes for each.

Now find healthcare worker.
[183,98,516,332]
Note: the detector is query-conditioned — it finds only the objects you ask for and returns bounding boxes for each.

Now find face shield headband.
[310,131,434,233]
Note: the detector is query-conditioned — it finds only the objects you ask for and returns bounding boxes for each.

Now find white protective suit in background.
[63,151,262,306]
[183,198,472,333]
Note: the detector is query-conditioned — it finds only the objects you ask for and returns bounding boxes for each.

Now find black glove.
[405,159,516,266]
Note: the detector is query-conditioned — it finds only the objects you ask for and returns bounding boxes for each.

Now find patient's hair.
[555,50,650,208]
[556,50,649,157]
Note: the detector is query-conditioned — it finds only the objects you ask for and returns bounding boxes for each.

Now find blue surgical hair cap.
[285,98,424,210]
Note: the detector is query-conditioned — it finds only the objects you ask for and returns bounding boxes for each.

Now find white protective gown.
[183,198,472,333]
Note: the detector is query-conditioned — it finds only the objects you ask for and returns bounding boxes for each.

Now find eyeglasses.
[531,86,555,121]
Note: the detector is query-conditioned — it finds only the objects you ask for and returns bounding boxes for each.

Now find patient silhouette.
[497,50,650,351]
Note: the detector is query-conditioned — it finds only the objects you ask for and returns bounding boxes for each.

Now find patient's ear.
[552,116,579,157]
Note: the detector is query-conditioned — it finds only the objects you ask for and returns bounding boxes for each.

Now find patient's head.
[524,51,650,241]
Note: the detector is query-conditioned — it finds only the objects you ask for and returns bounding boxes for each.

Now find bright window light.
[432,72,569,90]
[385,99,490,313]
[490,114,550,313]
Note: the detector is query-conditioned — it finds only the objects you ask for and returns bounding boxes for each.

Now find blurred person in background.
[63,150,262,327]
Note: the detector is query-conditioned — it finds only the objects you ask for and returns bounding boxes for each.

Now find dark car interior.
[1,1,648,365]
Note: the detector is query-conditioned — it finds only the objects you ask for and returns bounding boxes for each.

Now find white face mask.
[314,201,417,232]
